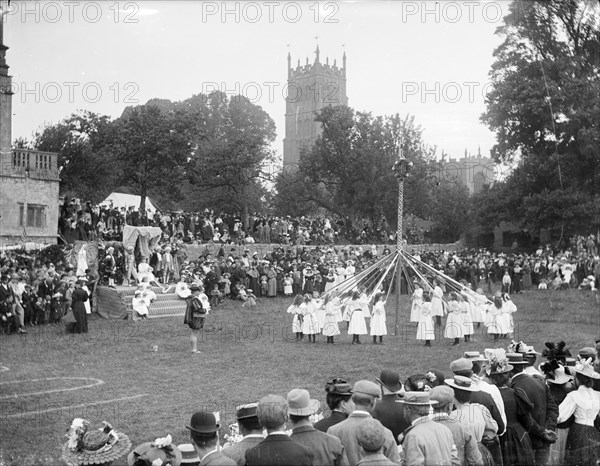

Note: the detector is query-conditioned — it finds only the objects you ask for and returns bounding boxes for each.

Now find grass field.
[1,288,599,465]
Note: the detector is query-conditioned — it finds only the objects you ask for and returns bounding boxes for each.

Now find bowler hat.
[287,389,320,416]
[186,411,219,434]
[375,369,403,394]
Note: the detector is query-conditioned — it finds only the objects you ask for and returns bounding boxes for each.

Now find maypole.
[392,141,410,335]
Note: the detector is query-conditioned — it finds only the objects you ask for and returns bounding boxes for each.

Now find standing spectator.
[327,380,399,466]
[287,388,348,466]
[186,411,236,466]
[245,394,310,466]
[68,280,89,334]
[222,403,264,466]
[372,369,410,445]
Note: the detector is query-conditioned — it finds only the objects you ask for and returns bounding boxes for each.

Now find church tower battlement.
[283,46,348,169]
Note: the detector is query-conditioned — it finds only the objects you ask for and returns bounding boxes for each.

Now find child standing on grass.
[347,290,368,345]
[34,296,44,325]
[287,294,304,340]
[260,275,268,297]
[301,294,319,343]
[444,292,463,346]
[283,273,293,296]
[459,292,474,343]
[220,273,231,298]
[43,295,52,325]
[369,292,387,344]
[210,284,221,308]
[243,289,257,308]
[312,291,325,333]
[322,293,341,344]
[416,291,435,346]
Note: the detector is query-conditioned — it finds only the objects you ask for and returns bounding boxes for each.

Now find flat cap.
[357,418,386,452]
[352,380,381,398]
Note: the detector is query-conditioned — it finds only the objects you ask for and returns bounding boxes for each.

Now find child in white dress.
[301,294,319,343]
[322,293,341,344]
[369,292,387,344]
[444,292,463,346]
[416,291,435,346]
[410,286,423,323]
[287,294,304,340]
[459,292,474,343]
[347,290,368,344]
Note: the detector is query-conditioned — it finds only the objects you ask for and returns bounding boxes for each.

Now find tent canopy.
[100,192,159,214]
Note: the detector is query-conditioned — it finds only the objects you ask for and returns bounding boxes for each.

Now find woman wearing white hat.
[557,358,600,466]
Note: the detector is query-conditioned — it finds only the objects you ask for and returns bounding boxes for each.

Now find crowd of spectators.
[58,197,398,246]
[61,339,600,466]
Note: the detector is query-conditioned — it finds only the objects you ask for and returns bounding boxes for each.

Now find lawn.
[0,288,599,465]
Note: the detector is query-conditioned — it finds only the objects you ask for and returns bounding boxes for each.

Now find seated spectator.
[131,290,149,320]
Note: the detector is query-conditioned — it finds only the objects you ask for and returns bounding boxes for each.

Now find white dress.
[410,289,423,323]
[431,286,445,317]
[332,297,344,322]
[444,301,464,338]
[313,298,325,332]
[283,278,293,295]
[301,302,319,335]
[322,301,341,336]
[334,267,346,286]
[486,303,510,334]
[459,300,474,335]
[137,263,157,284]
[416,302,435,340]
[370,301,387,336]
[175,281,191,299]
[287,304,303,333]
[471,295,487,323]
[347,300,368,335]
[132,296,149,317]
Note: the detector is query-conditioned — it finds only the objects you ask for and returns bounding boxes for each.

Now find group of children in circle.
[286,287,388,345]
[410,280,517,347]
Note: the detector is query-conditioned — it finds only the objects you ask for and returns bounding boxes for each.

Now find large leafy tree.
[275,105,444,232]
[32,111,116,202]
[184,91,277,224]
[110,105,192,212]
[481,0,600,236]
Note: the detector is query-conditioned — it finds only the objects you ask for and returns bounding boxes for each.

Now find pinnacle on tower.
[315,44,320,63]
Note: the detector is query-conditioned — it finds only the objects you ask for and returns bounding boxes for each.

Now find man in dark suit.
[372,369,410,444]
[245,394,311,466]
[187,410,237,466]
[327,381,399,465]
[509,352,558,465]
[222,403,264,466]
[314,378,354,433]
[287,388,348,466]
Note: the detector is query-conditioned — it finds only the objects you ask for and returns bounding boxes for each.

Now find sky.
[4,0,508,162]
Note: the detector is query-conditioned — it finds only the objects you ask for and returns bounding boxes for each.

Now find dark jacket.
[245,434,311,466]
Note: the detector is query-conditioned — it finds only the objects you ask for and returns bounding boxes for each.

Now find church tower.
[283,46,348,169]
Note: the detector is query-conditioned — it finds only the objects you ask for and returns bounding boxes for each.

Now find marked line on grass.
[0,377,104,400]
[2,393,150,419]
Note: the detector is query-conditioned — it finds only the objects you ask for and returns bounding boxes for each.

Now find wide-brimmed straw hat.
[444,375,480,392]
[61,420,131,466]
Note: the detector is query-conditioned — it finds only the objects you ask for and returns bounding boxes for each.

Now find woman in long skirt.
[347,290,367,344]
[301,294,319,343]
[543,363,575,465]
[266,267,277,297]
[558,362,600,466]
[489,357,536,466]
[416,291,435,346]
[287,294,304,340]
[369,292,387,344]
[69,280,89,334]
[322,293,341,344]
[444,292,463,346]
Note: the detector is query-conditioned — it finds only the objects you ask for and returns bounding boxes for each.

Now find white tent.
[99,192,159,214]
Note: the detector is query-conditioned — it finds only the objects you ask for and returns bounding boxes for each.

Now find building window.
[19,204,46,229]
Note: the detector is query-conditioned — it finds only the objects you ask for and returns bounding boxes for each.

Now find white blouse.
[558,385,600,426]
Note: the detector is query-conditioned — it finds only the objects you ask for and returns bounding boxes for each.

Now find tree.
[111,105,192,212]
[282,105,439,229]
[481,0,600,235]
[32,111,116,202]
[185,91,276,226]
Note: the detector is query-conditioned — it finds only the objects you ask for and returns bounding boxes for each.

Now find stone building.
[0,10,59,246]
[283,46,348,169]
[441,148,495,195]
